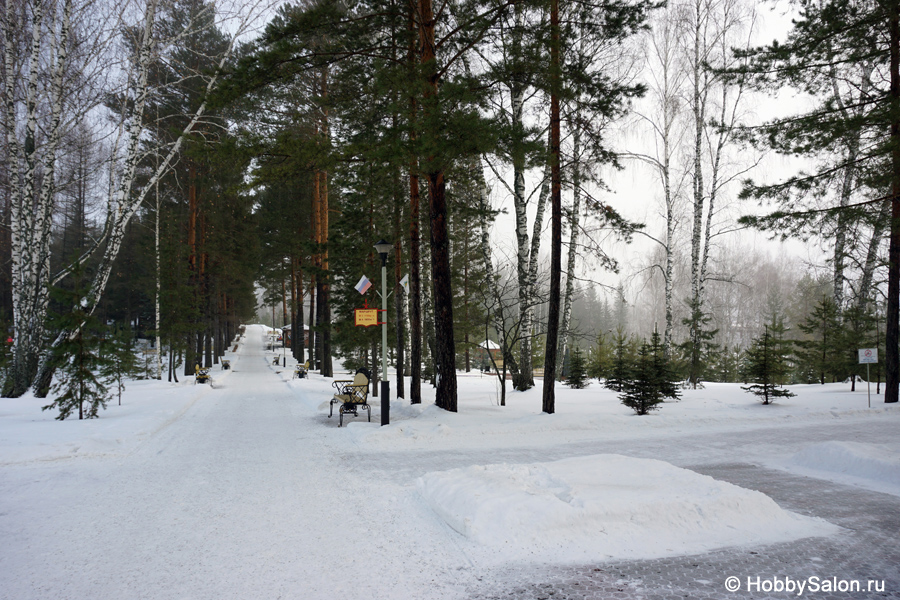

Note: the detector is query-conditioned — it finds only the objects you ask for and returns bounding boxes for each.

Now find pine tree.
[620,329,679,415]
[742,325,795,405]
[726,0,900,403]
[679,296,718,388]
[587,330,613,380]
[566,347,589,389]
[101,325,140,406]
[794,296,843,384]
[605,327,631,392]
[42,265,111,420]
[712,345,742,383]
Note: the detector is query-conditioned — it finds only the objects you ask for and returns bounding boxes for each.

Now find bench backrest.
[352,372,368,388]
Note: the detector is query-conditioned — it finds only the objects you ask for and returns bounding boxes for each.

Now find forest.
[2,0,899,413]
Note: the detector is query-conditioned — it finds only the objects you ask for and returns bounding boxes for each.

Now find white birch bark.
[558,116,582,363]
[32,0,272,394]
[857,200,890,313]
[525,159,550,360]
[688,0,707,312]
[509,3,535,390]
[3,0,72,395]
[630,8,684,354]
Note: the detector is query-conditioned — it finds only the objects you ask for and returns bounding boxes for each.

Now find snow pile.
[417,454,837,563]
[786,441,900,496]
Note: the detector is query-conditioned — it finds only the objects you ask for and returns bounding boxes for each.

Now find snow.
[0,371,223,465]
[1,324,899,600]
[417,455,838,564]
[781,441,900,497]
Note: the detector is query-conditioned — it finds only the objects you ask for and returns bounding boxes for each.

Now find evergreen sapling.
[42,265,112,420]
[742,324,795,404]
[620,329,680,415]
[102,325,140,406]
[605,327,631,392]
[565,346,589,389]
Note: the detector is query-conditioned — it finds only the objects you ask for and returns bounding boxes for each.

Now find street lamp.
[374,239,392,425]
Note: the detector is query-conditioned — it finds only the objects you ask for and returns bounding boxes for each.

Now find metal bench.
[293,360,310,379]
[195,365,211,384]
[329,368,370,427]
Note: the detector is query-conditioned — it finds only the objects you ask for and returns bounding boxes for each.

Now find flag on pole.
[355,275,372,295]
[399,274,409,294]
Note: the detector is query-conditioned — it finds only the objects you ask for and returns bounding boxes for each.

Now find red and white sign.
[858,348,878,364]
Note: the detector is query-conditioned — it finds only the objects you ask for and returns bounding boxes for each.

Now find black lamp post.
[374,239,392,425]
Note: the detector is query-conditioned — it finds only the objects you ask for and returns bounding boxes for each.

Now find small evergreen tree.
[605,327,631,392]
[101,324,140,406]
[742,324,795,404]
[42,265,112,420]
[840,305,877,391]
[587,330,613,380]
[794,296,843,384]
[712,345,742,383]
[566,347,589,389]
[620,329,680,415]
[678,296,718,389]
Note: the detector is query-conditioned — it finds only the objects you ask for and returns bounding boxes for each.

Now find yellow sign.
[355,308,379,327]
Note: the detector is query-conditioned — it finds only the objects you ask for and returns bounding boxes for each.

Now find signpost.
[858,348,878,408]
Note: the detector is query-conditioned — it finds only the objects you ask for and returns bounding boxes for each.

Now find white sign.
[858,348,878,364]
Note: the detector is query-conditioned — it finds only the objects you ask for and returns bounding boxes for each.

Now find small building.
[474,340,503,370]
[281,324,310,348]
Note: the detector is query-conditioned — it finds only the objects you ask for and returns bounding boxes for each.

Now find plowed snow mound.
[418,454,838,564]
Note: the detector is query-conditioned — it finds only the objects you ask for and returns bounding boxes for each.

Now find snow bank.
[785,441,900,496]
[417,454,838,564]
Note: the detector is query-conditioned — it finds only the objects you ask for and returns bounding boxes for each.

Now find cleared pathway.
[0,327,468,600]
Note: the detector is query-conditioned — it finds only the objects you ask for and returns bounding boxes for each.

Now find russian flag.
[355,275,372,295]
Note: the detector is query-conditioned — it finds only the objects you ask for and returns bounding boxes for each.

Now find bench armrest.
[332,379,353,392]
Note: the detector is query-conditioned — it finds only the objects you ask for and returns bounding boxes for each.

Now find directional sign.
[858,348,878,364]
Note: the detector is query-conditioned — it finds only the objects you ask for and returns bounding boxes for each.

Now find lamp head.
[374,239,392,259]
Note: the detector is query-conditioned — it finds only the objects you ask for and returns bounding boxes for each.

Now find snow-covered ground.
[1,324,898,600]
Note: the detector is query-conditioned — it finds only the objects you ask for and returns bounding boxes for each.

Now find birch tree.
[628,6,689,353]
[680,0,755,387]
[16,0,268,395]
[1,0,120,396]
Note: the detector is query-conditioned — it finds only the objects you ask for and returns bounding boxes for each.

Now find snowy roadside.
[0,356,236,466]
[283,370,900,453]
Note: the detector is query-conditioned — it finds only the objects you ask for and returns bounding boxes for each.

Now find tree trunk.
[408,3,422,404]
[308,272,316,368]
[559,115,583,363]
[887,3,900,403]
[856,200,890,313]
[542,0,561,415]
[394,186,406,398]
[510,2,534,391]
[419,0,457,411]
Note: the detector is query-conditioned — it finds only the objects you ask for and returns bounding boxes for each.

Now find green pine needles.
[742,323,795,405]
[565,347,589,389]
[42,264,112,420]
[620,329,680,415]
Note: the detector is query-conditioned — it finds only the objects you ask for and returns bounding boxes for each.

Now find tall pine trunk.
[542,0,562,414]
[886,3,900,403]
[419,0,456,411]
